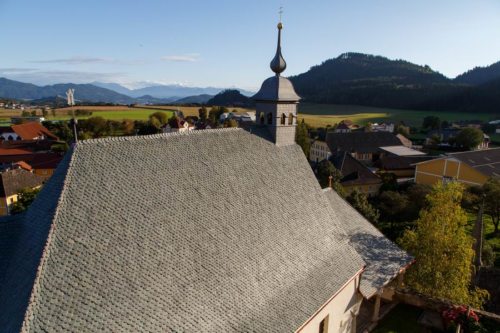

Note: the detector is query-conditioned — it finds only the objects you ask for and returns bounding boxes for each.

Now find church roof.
[0,128,368,332]
[323,188,414,298]
[253,75,300,102]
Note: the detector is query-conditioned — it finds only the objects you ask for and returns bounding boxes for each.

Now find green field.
[55,108,175,121]
[298,103,500,128]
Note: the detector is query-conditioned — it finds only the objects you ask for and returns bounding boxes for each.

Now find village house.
[414,148,500,186]
[309,139,332,162]
[0,122,58,141]
[0,141,63,180]
[371,122,395,133]
[0,22,412,333]
[331,151,383,195]
[325,131,406,164]
[426,127,490,150]
[162,117,195,133]
[334,121,352,133]
[0,164,44,215]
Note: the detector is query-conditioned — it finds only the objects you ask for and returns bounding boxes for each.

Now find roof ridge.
[447,147,500,156]
[77,128,243,145]
[20,149,78,332]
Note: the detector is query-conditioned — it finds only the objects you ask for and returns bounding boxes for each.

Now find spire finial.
[270,11,287,75]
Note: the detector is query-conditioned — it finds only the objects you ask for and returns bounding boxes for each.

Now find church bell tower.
[253,21,301,146]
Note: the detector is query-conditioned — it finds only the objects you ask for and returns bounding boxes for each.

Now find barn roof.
[0,129,371,332]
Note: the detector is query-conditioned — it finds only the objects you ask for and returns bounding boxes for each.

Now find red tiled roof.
[13,161,33,172]
[0,152,63,170]
[10,122,58,141]
[0,147,33,156]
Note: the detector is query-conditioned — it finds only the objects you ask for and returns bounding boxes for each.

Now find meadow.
[297,103,500,128]
[1,104,498,129]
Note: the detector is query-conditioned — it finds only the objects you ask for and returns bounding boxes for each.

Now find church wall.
[296,275,363,333]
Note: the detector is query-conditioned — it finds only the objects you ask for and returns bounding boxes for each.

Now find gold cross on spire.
[279,6,284,22]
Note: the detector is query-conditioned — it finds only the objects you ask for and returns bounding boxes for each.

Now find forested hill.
[454,61,500,85]
[207,89,253,107]
[289,53,500,112]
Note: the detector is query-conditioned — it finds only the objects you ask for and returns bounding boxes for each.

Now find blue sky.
[0,0,499,90]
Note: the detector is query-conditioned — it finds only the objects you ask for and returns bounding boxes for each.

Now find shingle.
[447,148,500,178]
[326,132,404,154]
[323,188,413,298]
[1,129,366,332]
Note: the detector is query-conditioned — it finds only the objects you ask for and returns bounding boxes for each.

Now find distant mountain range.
[0,78,252,105]
[91,82,254,99]
[289,53,500,113]
[1,53,500,112]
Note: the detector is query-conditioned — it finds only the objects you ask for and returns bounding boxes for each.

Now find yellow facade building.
[414,148,500,186]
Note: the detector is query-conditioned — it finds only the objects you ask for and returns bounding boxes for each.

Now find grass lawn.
[54,108,174,121]
[136,105,251,118]
[297,103,499,128]
[372,304,423,333]
[466,212,500,267]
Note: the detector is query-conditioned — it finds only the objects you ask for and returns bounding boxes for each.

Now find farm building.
[414,148,500,186]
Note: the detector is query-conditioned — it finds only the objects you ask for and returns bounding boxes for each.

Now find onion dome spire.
[270,22,287,75]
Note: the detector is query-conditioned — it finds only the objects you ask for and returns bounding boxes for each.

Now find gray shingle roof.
[326,132,404,154]
[0,167,45,197]
[253,76,301,102]
[1,128,368,332]
[447,148,500,178]
[323,188,413,298]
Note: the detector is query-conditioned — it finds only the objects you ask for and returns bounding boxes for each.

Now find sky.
[0,0,499,91]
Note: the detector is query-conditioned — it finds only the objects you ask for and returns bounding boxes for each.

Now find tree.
[483,178,500,234]
[149,112,169,126]
[223,119,238,128]
[347,189,379,224]
[455,128,484,150]
[395,123,410,138]
[198,106,208,123]
[399,182,488,307]
[42,109,48,118]
[208,106,226,125]
[51,108,57,118]
[377,190,409,232]
[10,187,42,215]
[121,119,135,135]
[481,123,496,134]
[81,116,108,138]
[295,119,311,157]
[422,116,441,130]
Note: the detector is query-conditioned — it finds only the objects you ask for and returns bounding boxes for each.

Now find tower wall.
[256,102,298,146]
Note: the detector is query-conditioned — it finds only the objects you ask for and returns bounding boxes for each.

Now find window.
[319,315,329,333]
[259,113,265,125]
[281,113,286,125]
[267,113,273,125]
[288,114,294,125]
